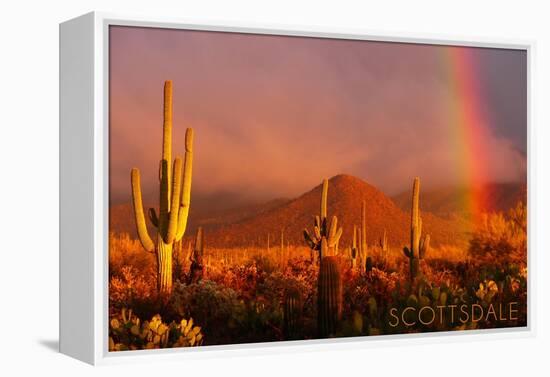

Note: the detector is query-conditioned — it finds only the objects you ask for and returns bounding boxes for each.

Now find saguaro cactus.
[402,177,430,280]
[280,229,286,267]
[318,254,343,337]
[130,80,194,296]
[351,225,358,269]
[303,179,343,260]
[379,229,388,252]
[189,226,204,284]
[358,201,373,272]
[283,287,303,340]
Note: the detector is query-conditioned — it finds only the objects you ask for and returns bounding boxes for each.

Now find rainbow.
[441,46,492,221]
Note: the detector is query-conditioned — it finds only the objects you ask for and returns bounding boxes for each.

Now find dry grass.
[109,232,156,276]
[110,230,470,280]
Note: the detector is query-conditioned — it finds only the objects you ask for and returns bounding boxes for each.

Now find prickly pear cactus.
[108,308,203,351]
[318,256,343,337]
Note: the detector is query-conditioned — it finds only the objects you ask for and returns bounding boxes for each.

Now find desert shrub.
[213,263,261,299]
[169,280,246,344]
[427,244,469,264]
[109,266,156,306]
[468,202,527,266]
[250,254,278,274]
[109,265,158,319]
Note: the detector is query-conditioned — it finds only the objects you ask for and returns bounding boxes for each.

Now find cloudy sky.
[109,26,527,205]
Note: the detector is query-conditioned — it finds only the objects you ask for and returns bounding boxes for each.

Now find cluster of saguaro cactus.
[303,179,343,260]
[402,177,430,281]
[130,80,194,296]
[283,286,303,340]
[188,227,204,284]
[317,254,343,337]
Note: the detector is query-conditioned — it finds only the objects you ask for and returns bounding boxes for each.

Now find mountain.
[109,197,290,239]
[111,174,471,249]
[391,182,526,219]
[197,174,469,248]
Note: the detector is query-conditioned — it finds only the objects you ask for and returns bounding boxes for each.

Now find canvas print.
[108,26,527,351]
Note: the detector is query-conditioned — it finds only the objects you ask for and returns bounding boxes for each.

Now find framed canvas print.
[60,12,532,365]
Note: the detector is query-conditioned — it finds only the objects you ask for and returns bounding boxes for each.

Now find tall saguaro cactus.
[318,255,343,337]
[283,286,303,340]
[379,229,388,252]
[351,225,358,268]
[189,226,204,284]
[402,177,430,281]
[303,179,343,260]
[355,201,372,272]
[130,80,194,296]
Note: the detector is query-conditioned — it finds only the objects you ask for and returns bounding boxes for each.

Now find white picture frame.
[59,11,535,365]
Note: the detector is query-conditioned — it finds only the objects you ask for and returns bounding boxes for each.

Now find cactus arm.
[328,216,338,240]
[420,234,430,259]
[162,80,173,202]
[329,227,343,248]
[314,216,321,229]
[180,128,194,208]
[304,229,317,249]
[130,168,155,252]
[321,178,328,221]
[412,217,422,258]
[314,223,322,240]
[165,157,183,244]
[158,159,170,238]
[148,208,159,228]
[403,246,412,258]
[176,128,194,241]
[175,206,187,240]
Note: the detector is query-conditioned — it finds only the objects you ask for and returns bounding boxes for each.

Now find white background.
[0,0,548,375]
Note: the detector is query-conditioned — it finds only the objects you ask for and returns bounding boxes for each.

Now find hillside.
[391,182,526,219]
[109,197,289,239]
[111,174,471,249]
[194,175,469,248]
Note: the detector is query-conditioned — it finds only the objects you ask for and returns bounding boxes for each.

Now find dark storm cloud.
[109,26,527,204]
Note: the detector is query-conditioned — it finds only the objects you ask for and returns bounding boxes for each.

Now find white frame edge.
[59,11,536,365]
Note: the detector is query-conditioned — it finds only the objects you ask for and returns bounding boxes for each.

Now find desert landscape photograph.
[108,26,527,351]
